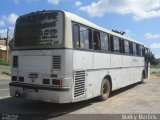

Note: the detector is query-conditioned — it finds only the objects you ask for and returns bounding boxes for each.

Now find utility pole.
[6,28,9,62]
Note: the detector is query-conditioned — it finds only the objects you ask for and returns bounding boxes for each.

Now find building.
[0,38,11,61]
[0,38,7,46]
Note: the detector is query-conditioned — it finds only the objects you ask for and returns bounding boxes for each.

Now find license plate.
[28,73,38,78]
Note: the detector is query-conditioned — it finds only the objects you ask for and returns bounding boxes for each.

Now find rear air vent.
[74,71,86,98]
[13,56,18,67]
[53,56,61,70]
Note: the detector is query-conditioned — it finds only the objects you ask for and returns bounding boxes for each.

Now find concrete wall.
[0,50,11,61]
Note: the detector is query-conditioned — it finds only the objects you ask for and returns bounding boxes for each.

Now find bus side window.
[100,32,109,51]
[137,44,142,56]
[110,36,114,52]
[73,24,80,48]
[129,42,133,54]
[93,30,101,50]
[89,29,92,49]
[124,40,130,54]
[121,39,125,53]
[79,26,89,49]
[140,45,143,56]
[136,44,139,55]
[142,46,145,56]
[113,36,120,52]
[133,43,137,55]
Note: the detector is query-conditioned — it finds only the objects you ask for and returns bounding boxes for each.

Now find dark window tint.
[133,43,137,55]
[142,46,145,56]
[93,30,101,50]
[124,41,129,54]
[137,45,143,56]
[100,32,109,51]
[89,29,92,49]
[129,42,133,54]
[73,24,80,48]
[113,36,120,52]
[15,12,63,48]
[79,26,89,49]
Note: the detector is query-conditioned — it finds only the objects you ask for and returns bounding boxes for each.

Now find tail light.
[19,77,24,82]
[43,79,50,84]
[52,79,63,86]
[12,76,17,81]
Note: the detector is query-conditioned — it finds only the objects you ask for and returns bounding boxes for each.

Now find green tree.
[148,52,159,65]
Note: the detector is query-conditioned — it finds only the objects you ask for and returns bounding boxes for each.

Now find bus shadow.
[0,82,144,119]
[0,96,95,119]
[110,82,141,97]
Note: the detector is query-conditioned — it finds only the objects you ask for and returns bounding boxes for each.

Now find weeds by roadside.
[1,71,11,76]
[0,60,11,66]
[151,72,160,77]
[151,64,160,68]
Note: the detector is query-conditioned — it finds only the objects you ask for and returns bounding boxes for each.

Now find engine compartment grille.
[74,70,86,97]
[13,56,18,67]
[53,56,61,70]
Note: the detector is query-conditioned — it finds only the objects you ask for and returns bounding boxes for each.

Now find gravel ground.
[0,65,11,75]
[70,76,160,114]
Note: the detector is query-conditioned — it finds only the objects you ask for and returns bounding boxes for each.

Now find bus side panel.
[72,50,93,102]
[111,54,122,68]
[73,51,93,70]
[131,56,144,83]
[110,54,122,90]
[121,55,133,87]
[93,53,111,69]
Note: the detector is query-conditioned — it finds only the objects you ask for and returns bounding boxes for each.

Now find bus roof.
[63,10,147,47]
[22,10,147,47]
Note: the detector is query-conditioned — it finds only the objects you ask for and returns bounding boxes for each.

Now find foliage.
[0,59,11,66]
[151,63,160,68]
[2,71,11,76]
[148,52,159,65]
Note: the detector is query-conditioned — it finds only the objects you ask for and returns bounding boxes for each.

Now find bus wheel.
[99,79,110,101]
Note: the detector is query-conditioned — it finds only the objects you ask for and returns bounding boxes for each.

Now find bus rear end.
[9,10,73,103]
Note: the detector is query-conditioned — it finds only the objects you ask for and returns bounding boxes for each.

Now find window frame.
[73,23,80,48]
[100,32,110,51]
[72,22,92,50]
[124,40,130,54]
[72,21,145,57]
[112,36,121,53]
[133,42,137,55]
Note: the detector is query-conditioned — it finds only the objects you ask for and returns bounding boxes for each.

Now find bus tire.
[99,79,110,101]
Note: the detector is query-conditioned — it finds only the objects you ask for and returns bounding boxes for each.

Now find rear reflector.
[12,76,17,81]
[43,79,50,84]
[52,79,63,86]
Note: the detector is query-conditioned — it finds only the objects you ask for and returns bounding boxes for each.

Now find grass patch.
[151,64,160,68]
[151,72,160,77]
[0,59,11,66]
[2,71,11,76]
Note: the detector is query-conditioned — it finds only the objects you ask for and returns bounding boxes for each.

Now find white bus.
[9,10,149,103]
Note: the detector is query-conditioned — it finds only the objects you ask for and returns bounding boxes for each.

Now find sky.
[0,0,160,58]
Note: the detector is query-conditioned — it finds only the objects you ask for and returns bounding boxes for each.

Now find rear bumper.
[9,82,72,103]
[9,82,70,91]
